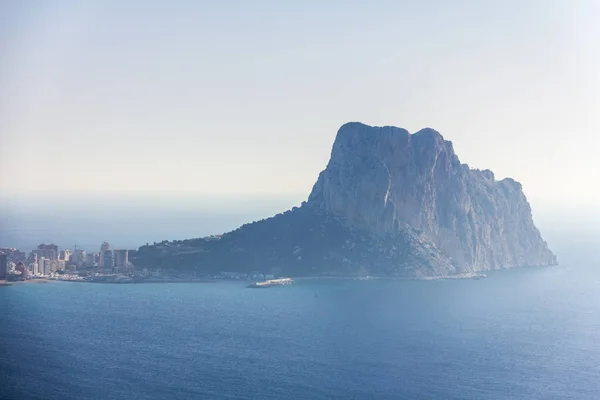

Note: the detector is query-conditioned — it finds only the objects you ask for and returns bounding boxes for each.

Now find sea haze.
[0,195,305,251]
[2,195,599,256]
[2,263,600,400]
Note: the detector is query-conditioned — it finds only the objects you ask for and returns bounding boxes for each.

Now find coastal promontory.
[133,122,556,277]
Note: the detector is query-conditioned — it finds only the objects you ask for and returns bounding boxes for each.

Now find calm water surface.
[1,266,600,399]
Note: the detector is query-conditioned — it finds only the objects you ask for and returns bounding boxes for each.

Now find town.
[0,242,134,283]
[0,242,277,284]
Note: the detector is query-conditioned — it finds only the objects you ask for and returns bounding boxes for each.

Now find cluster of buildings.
[0,242,134,280]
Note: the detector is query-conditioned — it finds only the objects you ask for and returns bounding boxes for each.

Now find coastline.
[1,273,493,287]
[416,272,488,281]
[0,279,51,286]
[86,279,217,284]
[294,272,488,281]
[71,277,218,284]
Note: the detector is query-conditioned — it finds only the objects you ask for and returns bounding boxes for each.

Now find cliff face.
[307,122,556,273]
[133,122,555,277]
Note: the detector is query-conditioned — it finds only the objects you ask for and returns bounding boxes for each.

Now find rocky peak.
[308,122,556,271]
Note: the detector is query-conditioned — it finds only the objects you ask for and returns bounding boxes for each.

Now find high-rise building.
[70,249,86,265]
[42,258,51,275]
[0,254,7,280]
[101,250,114,272]
[114,250,129,270]
[85,253,96,266]
[0,248,26,263]
[38,257,46,274]
[99,242,110,268]
[50,260,58,273]
[59,250,71,262]
[57,260,66,271]
[35,244,58,261]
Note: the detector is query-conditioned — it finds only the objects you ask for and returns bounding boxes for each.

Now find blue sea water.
[2,266,600,399]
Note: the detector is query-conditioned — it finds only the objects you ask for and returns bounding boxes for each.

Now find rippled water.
[1,266,600,399]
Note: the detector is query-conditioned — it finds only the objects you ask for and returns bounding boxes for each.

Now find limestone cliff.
[308,122,556,273]
[133,122,556,277]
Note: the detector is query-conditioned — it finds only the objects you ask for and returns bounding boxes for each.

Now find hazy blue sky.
[1,0,599,213]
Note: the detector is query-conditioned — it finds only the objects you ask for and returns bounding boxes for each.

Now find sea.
[1,262,600,400]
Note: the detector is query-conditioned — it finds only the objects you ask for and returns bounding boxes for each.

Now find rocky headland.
[133,122,556,278]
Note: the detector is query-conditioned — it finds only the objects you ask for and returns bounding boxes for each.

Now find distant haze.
[1,194,599,263]
[0,194,304,251]
[1,1,599,252]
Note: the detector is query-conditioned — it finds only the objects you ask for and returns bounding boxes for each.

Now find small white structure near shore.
[248,278,293,288]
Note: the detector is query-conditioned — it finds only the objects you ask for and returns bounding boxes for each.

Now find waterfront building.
[0,254,7,280]
[99,242,110,268]
[57,260,66,271]
[114,250,129,270]
[85,253,96,266]
[42,258,51,275]
[38,257,46,274]
[101,250,114,271]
